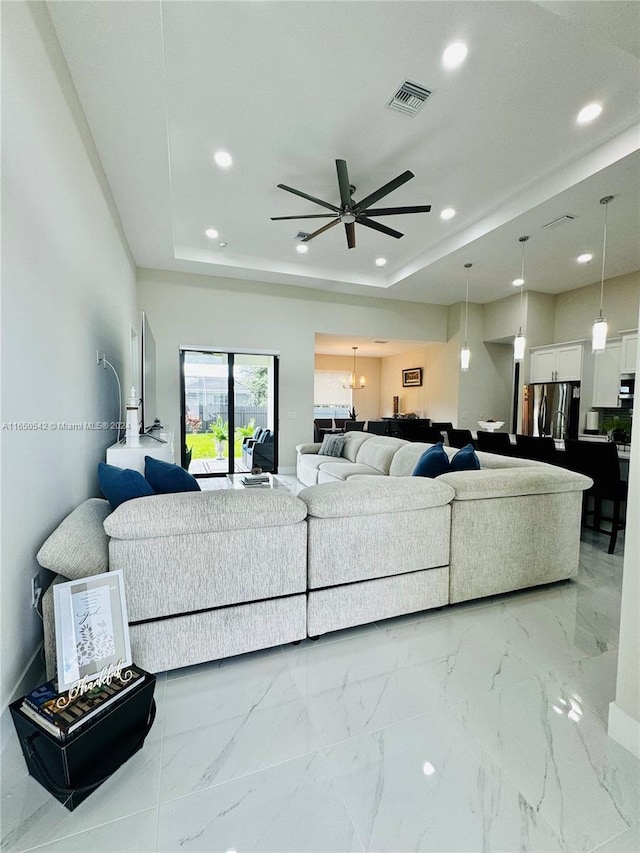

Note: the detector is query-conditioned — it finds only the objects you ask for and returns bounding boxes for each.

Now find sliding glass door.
[180,349,279,477]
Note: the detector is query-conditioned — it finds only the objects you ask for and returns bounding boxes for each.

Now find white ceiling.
[48,0,640,307]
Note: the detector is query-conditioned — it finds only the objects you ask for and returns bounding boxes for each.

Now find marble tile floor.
[2,530,638,853]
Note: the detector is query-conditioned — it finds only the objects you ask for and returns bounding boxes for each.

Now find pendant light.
[513,236,529,362]
[343,346,366,390]
[460,263,472,371]
[592,195,613,353]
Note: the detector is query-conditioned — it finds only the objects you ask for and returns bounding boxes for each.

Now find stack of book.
[241,474,270,487]
[20,665,145,741]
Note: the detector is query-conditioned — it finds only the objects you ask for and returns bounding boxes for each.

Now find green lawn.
[186,433,243,460]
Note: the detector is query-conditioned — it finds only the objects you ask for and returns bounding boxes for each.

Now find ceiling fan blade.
[336,159,352,209]
[270,214,337,220]
[302,218,341,241]
[356,170,414,212]
[363,205,431,216]
[357,216,404,239]
[277,184,340,213]
[345,221,356,249]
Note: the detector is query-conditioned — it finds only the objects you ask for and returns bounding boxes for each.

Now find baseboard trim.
[1,642,45,752]
[608,701,640,759]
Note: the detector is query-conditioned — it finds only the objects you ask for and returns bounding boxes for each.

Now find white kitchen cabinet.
[621,334,637,373]
[592,341,621,408]
[530,344,583,383]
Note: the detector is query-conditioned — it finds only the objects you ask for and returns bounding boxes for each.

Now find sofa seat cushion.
[438,466,592,500]
[317,462,387,482]
[300,476,454,518]
[37,498,112,580]
[104,490,307,539]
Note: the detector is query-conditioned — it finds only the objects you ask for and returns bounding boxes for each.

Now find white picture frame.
[53,570,132,691]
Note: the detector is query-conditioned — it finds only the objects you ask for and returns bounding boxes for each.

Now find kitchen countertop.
[471,431,631,461]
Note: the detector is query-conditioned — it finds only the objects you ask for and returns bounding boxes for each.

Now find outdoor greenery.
[187,433,244,460]
[208,415,229,442]
[236,366,268,407]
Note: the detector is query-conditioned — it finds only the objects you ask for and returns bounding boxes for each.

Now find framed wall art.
[402,367,423,387]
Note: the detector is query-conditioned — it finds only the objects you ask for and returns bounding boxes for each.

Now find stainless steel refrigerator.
[524,382,581,439]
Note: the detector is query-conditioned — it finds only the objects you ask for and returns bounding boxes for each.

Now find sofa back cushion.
[37,498,111,580]
[341,431,373,462]
[355,436,407,474]
[389,442,435,476]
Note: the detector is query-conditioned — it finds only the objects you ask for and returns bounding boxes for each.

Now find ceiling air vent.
[387,80,432,116]
[543,214,577,230]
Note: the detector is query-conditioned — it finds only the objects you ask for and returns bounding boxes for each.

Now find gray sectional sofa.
[38,434,591,677]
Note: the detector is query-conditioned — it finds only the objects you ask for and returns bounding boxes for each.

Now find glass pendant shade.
[592,316,608,353]
[460,263,472,373]
[460,345,470,371]
[513,237,528,363]
[592,196,613,354]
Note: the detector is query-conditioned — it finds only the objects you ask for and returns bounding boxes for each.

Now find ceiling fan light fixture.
[341,212,356,224]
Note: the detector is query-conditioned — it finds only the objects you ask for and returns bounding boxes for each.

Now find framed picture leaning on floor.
[53,570,132,691]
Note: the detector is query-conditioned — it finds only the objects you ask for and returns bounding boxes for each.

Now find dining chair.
[514,434,558,464]
[446,428,474,449]
[476,431,513,455]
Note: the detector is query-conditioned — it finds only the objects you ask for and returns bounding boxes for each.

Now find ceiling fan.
[271,159,431,249]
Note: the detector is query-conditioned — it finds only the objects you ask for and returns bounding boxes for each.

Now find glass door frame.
[180,347,279,477]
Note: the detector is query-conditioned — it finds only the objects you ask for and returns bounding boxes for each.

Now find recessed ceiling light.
[512,277,524,287]
[576,103,602,124]
[218,241,227,248]
[442,42,468,70]
[214,150,233,168]
[375,257,387,267]
[577,252,593,263]
[440,207,456,220]
[296,244,308,254]
[205,228,219,239]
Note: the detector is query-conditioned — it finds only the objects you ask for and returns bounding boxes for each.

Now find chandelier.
[343,346,366,390]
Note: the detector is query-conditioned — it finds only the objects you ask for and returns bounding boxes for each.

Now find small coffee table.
[226,473,289,490]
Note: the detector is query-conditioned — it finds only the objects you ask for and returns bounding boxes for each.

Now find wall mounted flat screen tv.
[140,311,158,433]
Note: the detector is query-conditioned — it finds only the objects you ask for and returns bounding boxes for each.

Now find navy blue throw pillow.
[450,443,481,472]
[412,442,450,478]
[144,456,201,494]
[98,462,155,510]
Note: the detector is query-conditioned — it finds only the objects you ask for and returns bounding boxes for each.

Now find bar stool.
[564,439,627,554]
[476,431,512,455]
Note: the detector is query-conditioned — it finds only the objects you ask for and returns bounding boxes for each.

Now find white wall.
[554,271,640,344]
[608,299,640,759]
[137,269,448,467]
[1,4,136,711]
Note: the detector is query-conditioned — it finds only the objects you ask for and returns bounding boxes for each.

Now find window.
[314,371,351,418]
